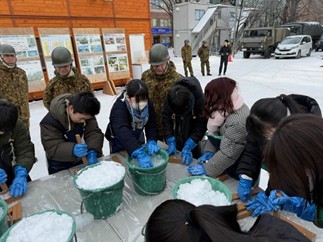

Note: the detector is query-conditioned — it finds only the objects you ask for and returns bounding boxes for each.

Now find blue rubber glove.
[131,146,153,168]
[237,175,253,202]
[166,136,177,156]
[147,140,160,156]
[187,164,207,176]
[10,166,28,197]
[181,138,197,165]
[73,143,88,158]
[0,168,7,184]
[197,151,214,163]
[87,149,99,165]
[269,190,316,221]
[245,191,280,217]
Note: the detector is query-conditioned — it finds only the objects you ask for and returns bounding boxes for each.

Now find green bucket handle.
[126,168,167,196]
[6,212,13,227]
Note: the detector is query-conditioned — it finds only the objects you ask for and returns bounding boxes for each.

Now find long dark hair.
[126,79,149,103]
[145,199,310,241]
[246,94,305,142]
[264,114,323,205]
[144,200,248,242]
[203,77,236,118]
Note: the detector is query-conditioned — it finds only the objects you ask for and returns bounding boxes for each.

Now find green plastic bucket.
[0,198,8,237]
[73,162,126,219]
[0,210,76,242]
[125,149,168,196]
[173,176,232,202]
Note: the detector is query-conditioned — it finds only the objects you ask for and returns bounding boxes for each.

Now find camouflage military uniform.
[197,45,211,76]
[43,67,92,109]
[0,62,30,128]
[141,61,182,139]
[181,44,193,77]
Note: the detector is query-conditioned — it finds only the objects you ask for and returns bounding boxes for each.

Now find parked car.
[274,35,312,59]
[315,34,323,51]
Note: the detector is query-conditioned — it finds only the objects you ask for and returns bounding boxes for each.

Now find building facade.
[150,0,172,47]
[173,2,237,56]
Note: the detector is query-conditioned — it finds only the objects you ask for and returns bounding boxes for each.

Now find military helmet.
[0,44,16,55]
[149,44,170,66]
[202,40,207,45]
[184,40,189,44]
[51,47,73,67]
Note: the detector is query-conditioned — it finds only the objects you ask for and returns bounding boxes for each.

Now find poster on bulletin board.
[72,28,107,83]
[101,28,130,81]
[0,27,46,93]
[38,28,75,80]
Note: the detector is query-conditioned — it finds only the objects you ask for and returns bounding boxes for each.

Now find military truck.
[281,22,323,49]
[240,27,290,58]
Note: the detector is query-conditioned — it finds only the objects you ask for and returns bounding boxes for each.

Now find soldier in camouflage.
[181,40,194,77]
[197,40,212,76]
[141,44,182,140]
[43,47,92,110]
[0,44,30,128]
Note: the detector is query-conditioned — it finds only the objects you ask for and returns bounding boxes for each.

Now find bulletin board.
[101,28,131,81]
[0,28,46,95]
[38,28,74,80]
[129,34,147,64]
[72,28,107,84]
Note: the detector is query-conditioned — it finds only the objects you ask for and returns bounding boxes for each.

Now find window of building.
[160,19,171,27]
[195,9,205,20]
[152,19,158,27]
[152,19,171,28]
[230,12,236,21]
[150,0,167,10]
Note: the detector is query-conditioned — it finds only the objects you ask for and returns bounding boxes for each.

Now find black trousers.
[219,58,228,74]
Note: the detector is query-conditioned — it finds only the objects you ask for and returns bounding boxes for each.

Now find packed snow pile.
[6,211,74,242]
[176,178,231,206]
[75,161,125,190]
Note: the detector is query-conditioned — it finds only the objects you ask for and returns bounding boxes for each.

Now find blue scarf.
[125,99,149,130]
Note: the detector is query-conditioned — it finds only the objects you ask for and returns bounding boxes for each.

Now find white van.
[274,35,312,59]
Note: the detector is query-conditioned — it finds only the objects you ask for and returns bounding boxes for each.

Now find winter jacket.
[237,94,322,182]
[142,61,182,138]
[162,77,207,150]
[0,62,30,128]
[197,45,210,62]
[181,44,192,62]
[0,119,35,186]
[43,67,92,110]
[219,45,232,60]
[40,94,103,174]
[204,104,250,178]
[105,91,158,155]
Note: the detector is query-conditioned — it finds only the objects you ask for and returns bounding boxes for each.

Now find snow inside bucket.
[173,176,232,206]
[0,210,75,242]
[0,198,8,237]
[125,150,168,196]
[73,161,126,219]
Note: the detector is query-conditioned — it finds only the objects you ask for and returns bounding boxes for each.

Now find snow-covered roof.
[192,7,217,34]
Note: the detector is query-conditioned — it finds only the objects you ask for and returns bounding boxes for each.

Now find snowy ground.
[28,51,323,180]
